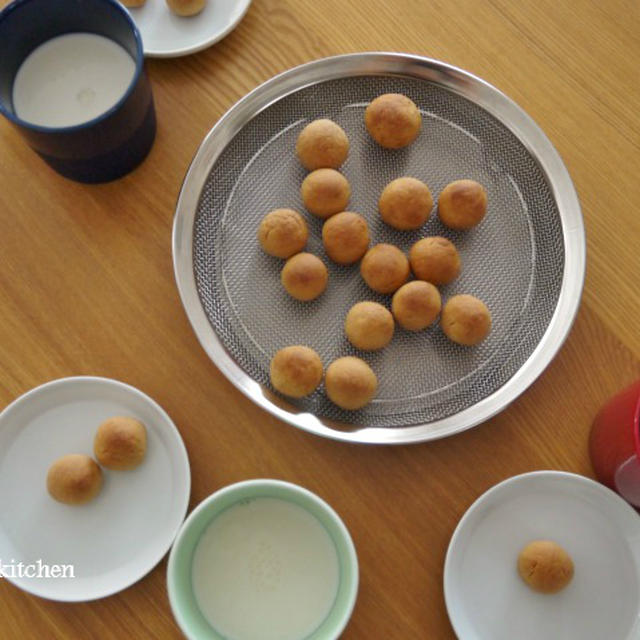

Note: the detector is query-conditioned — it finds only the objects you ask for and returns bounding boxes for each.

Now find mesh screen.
[192,75,564,428]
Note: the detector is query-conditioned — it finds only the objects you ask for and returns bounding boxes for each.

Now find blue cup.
[0,0,156,183]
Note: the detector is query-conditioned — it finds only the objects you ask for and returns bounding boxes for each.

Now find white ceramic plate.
[444,471,640,640]
[0,377,190,601]
[126,0,252,58]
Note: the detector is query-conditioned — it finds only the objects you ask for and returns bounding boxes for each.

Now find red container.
[589,380,640,507]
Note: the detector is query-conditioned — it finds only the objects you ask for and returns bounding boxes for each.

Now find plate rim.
[0,375,191,602]
[443,470,640,640]
[129,0,253,58]
[172,51,586,445]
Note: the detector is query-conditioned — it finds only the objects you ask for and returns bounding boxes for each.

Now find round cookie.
[360,243,409,294]
[270,346,323,398]
[121,0,146,6]
[281,253,328,301]
[441,294,491,345]
[345,301,394,351]
[301,169,351,219]
[438,179,488,230]
[517,540,574,594]
[94,416,147,470]
[322,211,370,265]
[364,93,422,149]
[296,119,349,170]
[379,177,433,230]
[47,454,103,505]
[392,281,442,331]
[165,0,205,16]
[325,357,377,410]
[258,208,308,259]
[409,236,461,285]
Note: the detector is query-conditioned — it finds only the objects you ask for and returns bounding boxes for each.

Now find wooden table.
[1,1,639,637]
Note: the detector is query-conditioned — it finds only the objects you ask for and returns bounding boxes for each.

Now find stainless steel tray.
[172,53,585,444]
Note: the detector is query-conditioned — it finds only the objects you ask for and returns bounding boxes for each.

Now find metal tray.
[172,53,585,444]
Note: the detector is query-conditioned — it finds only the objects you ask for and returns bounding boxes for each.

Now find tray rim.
[172,52,586,444]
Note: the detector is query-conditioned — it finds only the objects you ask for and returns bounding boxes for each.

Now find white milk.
[12,33,136,128]
[192,497,340,640]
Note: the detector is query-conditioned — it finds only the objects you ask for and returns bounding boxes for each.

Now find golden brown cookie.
[409,237,461,285]
[392,281,442,331]
[364,93,422,148]
[322,211,370,265]
[258,208,308,258]
[441,294,491,345]
[296,119,349,170]
[281,253,328,301]
[325,356,377,410]
[94,416,147,470]
[165,0,205,16]
[360,243,410,294]
[47,454,103,505]
[345,301,394,351]
[438,179,488,230]
[270,346,323,398]
[379,177,433,230]
[517,540,574,594]
[301,169,351,219]
[121,0,146,6]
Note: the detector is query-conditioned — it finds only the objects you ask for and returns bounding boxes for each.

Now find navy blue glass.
[0,0,156,183]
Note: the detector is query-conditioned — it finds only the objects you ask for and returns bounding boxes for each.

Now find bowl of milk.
[167,479,359,640]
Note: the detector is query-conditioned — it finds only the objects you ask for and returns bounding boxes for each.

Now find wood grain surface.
[1,0,640,638]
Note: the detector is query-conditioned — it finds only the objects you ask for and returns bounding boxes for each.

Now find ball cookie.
[392,281,442,331]
[345,301,394,351]
[270,346,323,398]
[360,244,409,294]
[121,0,146,7]
[94,416,147,470]
[438,179,488,230]
[517,540,574,594]
[47,454,102,505]
[281,253,328,301]
[258,208,308,259]
[301,169,351,219]
[322,211,370,265]
[165,0,205,16]
[441,294,491,345]
[296,119,349,170]
[325,357,377,410]
[364,93,422,149]
[409,237,461,285]
[379,177,433,230]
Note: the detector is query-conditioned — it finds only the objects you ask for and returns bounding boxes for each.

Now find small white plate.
[126,0,252,58]
[0,377,190,601]
[444,471,640,640]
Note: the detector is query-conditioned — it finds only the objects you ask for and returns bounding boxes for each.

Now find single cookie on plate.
[258,208,308,258]
[360,243,410,294]
[392,280,441,331]
[409,236,461,285]
[379,177,433,230]
[325,356,377,410]
[345,301,394,351]
[438,179,488,230]
[441,294,491,345]
[322,211,370,265]
[165,0,206,16]
[281,252,328,301]
[364,93,421,149]
[296,119,349,170]
[517,540,574,594]
[47,454,103,505]
[94,416,147,470]
[270,345,323,398]
[301,168,351,219]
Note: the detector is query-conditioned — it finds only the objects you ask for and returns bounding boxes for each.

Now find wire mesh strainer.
[173,53,585,444]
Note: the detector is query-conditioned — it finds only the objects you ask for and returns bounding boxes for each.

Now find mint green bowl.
[167,479,359,640]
